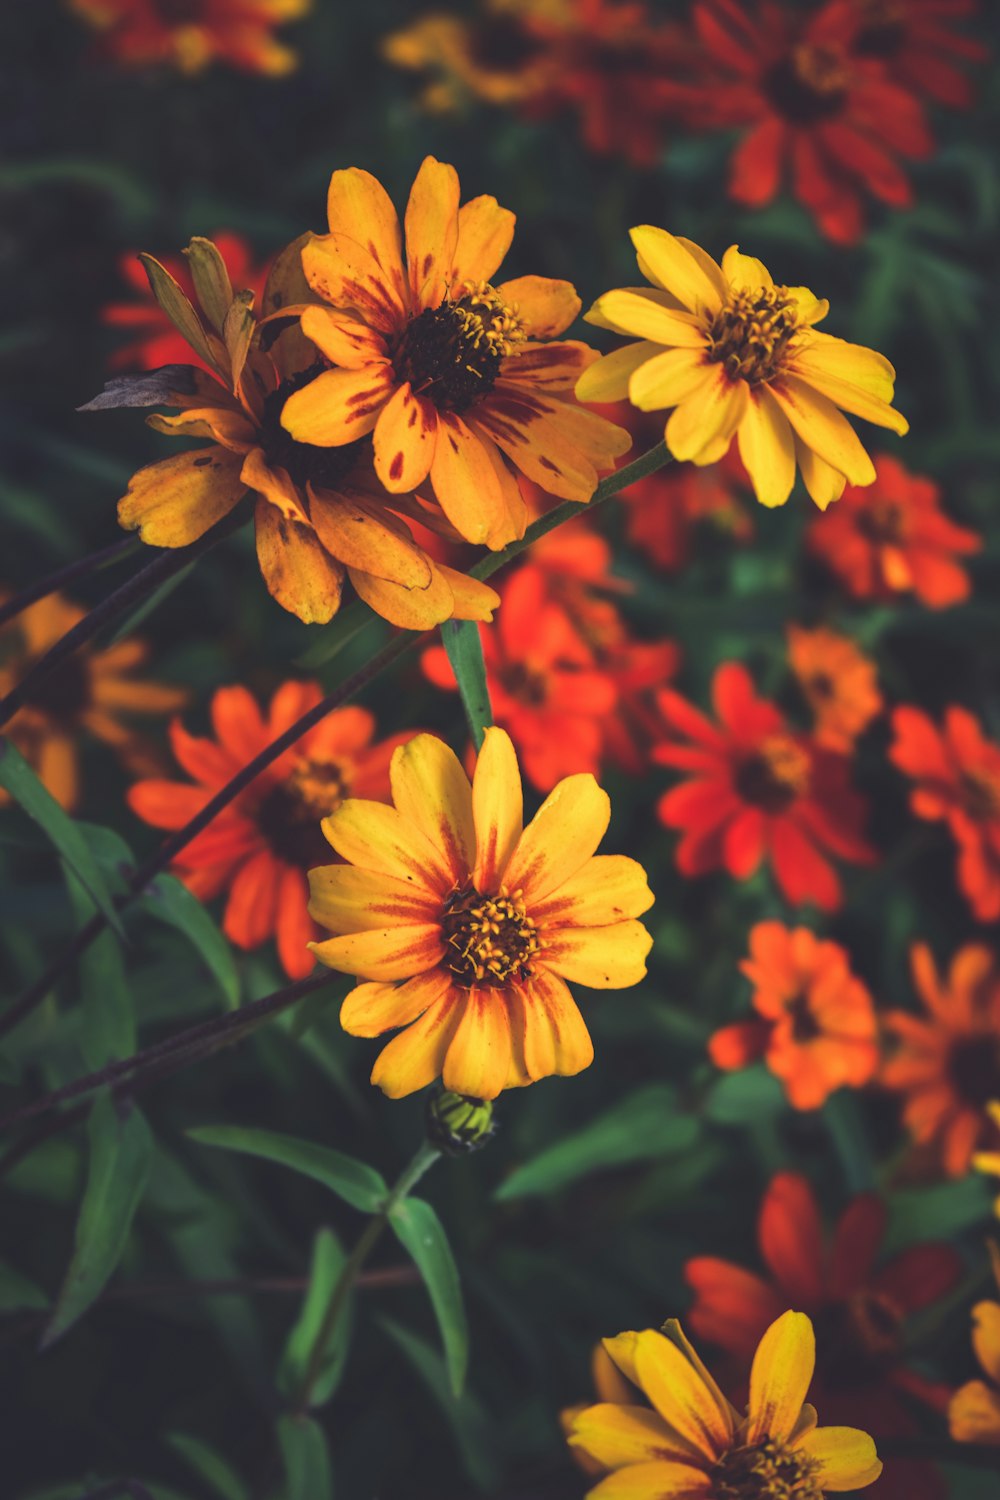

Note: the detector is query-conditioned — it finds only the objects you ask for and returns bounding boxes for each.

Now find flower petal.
[442,987,512,1100]
[373,380,438,491]
[633,1329,734,1461]
[389,734,476,882]
[666,367,748,465]
[587,290,707,346]
[746,1311,815,1444]
[118,448,246,547]
[629,348,711,412]
[309,488,432,586]
[453,194,516,285]
[568,1403,687,1468]
[532,855,654,927]
[299,306,390,369]
[588,1462,711,1498]
[325,166,405,301]
[770,377,876,487]
[736,386,796,508]
[302,231,407,334]
[348,560,457,628]
[543,920,652,989]
[575,341,662,404]
[370,990,465,1097]
[430,413,511,545]
[280,364,395,446]
[405,155,460,308]
[513,967,593,1080]
[321,798,454,893]
[472,726,524,891]
[308,864,438,934]
[340,967,452,1038]
[254,496,344,624]
[796,1426,882,1491]
[310,923,445,981]
[504,773,611,903]
[632,226,724,314]
[497,275,580,338]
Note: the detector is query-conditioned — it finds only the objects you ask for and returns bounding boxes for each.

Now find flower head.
[787,625,882,753]
[68,0,310,74]
[578,231,907,510]
[654,662,874,911]
[567,1309,883,1497]
[710,922,879,1110]
[0,591,185,810]
[308,727,653,1099]
[882,942,1000,1176]
[949,1244,1000,1446]
[890,704,1000,922]
[279,156,630,547]
[806,453,980,608]
[128,682,408,979]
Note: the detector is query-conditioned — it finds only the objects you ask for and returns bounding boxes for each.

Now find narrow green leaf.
[278,1227,351,1409]
[378,1317,496,1490]
[140,874,240,1008]
[276,1414,333,1500]
[884,1176,992,1255]
[187,1126,388,1212]
[495,1084,701,1201]
[389,1196,468,1396]
[64,863,135,1068]
[43,1093,153,1347]
[0,1259,49,1312]
[441,619,492,751]
[0,739,125,939]
[168,1432,248,1500]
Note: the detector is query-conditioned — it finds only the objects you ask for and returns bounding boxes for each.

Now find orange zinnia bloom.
[882,942,1000,1176]
[787,625,882,753]
[824,0,986,109]
[103,233,269,372]
[654,663,874,910]
[128,682,409,979]
[309,728,654,1099]
[686,1172,960,1500]
[890,705,1000,922]
[68,0,309,74]
[806,453,980,608]
[0,591,185,811]
[709,922,879,1109]
[382,0,557,112]
[279,156,630,548]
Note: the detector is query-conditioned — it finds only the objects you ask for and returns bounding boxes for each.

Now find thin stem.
[0,535,140,630]
[295,1139,441,1410]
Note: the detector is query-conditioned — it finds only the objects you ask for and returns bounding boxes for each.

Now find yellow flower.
[280,156,631,547]
[308,726,653,1100]
[974,1103,1000,1217]
[577,230,908,511]
[568,1309,883,1498]
[949,1243,1000,1445]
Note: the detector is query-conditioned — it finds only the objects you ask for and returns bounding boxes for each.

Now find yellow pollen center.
[451,279,526,360]
[707,287,801,385]
[712,1439,823,1500]
[442,883,540,987]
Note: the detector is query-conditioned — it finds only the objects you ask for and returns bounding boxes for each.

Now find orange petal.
[497,275,581,338]
[370,990,465,1097]
[340,967,452,1038]
[310,923,445,981]
[504,773,611,904]
[405,155,460,308]
[453,194,516,286]
[118,448,246,547]
[254,496,344,624]
[280,364,395,447]
[472,726,523,891]
[373,380,438,491]
[308,488,432,587]
[325,166,405,300]
[442,987,512,1099]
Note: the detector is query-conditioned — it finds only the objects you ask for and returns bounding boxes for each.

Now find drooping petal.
[340,967,452,1038]
[430,412,511,544]
[794,434,847,510]
[348,560,457,629]
[746,1311,815,1444]
[118,448,246,547]
[254,496,344,624]
[389,734,476,881]
[504,773,611,903]
[309,489,432,587]
[770,378,877,487]
[737,386,796,508]
[442,988,512,1100]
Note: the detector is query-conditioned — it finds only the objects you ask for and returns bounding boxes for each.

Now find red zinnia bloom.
[128,682,411,978]
[686,1172,961,1500]
[890,705,1000,922]
[654,661,874,910]
[823,0,986,109]
[683,0,933,243]
[103,232,269,372]
[806,454,980,608]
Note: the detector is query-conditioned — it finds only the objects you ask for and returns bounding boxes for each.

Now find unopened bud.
[425,1089,496,1155]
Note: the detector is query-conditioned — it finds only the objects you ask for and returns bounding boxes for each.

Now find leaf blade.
[441,619,492,751]
[187,1126,388,1212]
[389,1196,468,1396]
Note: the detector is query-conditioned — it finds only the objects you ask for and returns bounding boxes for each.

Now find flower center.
[263,364,363,492]
[811,1291,903,1387]
[442,882,540,987]
[256,757,349,869]
[806,671,835,701]
[735,735,811,814]
[466,14,543,73]
[764,43,850,125]
[18,654,92,727]
[501,660,549,707]
[949,1034,1000,1110]
[707,288,801,385]
[712,1439,823,1500]
[856,497,907,544]
[393,282,525,413]
[961,768,1000,824]
[151,0,204,25]
[788,989,821,1044]
[853,0,906,58]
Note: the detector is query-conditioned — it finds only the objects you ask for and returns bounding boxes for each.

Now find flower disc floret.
[712,1438,824,1500]
[443,884,540,985]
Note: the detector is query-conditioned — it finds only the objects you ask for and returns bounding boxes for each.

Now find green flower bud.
[425,1088,496,1155]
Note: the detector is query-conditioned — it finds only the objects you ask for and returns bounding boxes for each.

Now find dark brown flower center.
[256,758,349,869]
[807,671,835,701]
[465,15,542,73]
[707,288,800,385]
[764,43,850,125]
[788,990,821,1043]
[961,768,1000,824]
[949,1034,1000,1111]
[263,364,363,492]
[442,882,539,987]
[735,735,811,814]
[19,655,92,726]
[501,660,548,707]
[712,1439,823,1500]
[855,497,907,544]
[393,283,524,413]
[811,1290,903,1387]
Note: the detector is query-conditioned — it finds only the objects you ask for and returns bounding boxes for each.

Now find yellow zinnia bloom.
[577,229,908,511]
[949,1244,1000,1445]
[280,156,631,548]
[973,1102,1000,1217]
[308,727,653,1100]
[568,1310,883,1498]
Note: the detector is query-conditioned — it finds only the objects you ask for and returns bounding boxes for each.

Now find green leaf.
[278,1228,351,1408]
[140,874,240,1009]
[884,1175,993,1255]
[378,1317,496,1490]
[183,237,234,336]
[276,1414,333,1500]
[496,1084,701,1201]
[64,864,134,1069]
[168,1432,248,1500]
[0,739,124,939]
[441,619,492,750]
[704,1065,787,1125]
[43,1093,153,1347]
[294,602,371,669]
[187,1126,388,1212]
[0,1259,49,1313]
[389,1196,468,1395]
[107,560,198,645]
[139,252,220,372]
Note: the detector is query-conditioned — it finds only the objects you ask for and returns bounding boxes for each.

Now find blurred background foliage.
[1,1,999,1496]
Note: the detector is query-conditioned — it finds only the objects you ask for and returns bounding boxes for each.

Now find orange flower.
[128,682,410,979]
[806,454,980,608]
[890,704,1000,922]
[787,625,882,753]
[68,0,309,74]
[654,662,874,910]
[709,922,879,1109]
[686,1172,961,1500]
[882,942,1000,1176]
[279,156,630,548]
[103,233,269,372]
[0,591,186,811]
[382,0,559,111]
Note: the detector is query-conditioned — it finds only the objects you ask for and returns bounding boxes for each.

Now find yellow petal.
[587,290,707,347]
[442,988,512,1100]
[793,434,847,510]
[770,377,876,487]
[588,1461,711,1497]
[949,1380,1000,1445]
[746,1311,815,1444]
[631,226,724,314]
[302,231,407,334]
[972,1299,1000,1384]
[532,855,654,927]
[299,306,390,369]
[405,154,460,308]
[348,560,457,628]
[604,1331,642,1388]
[721,245,774,293]
[321,799,454,893]
[280,365,394,446]
[242,448,305,518]
[118,448,246,547]
[254,496,344,624]
[373,381,438,491]
[308,865,438,934]
[497,275,580,338]
[514,968,593,1080]
[736,386,796,508]
[310,923,445,981]
[340,968,451,1038]
[309,489,432,586]
[629,348,710,412]
[504,773,611,904]
[325,166,405,297]
[146,406,256,450]
[472,726,523,891]
[544,921,652,989]
[453,194,516,286]
[568,1403,685,1468]
[797,1426,883,1491]
[437,565,501,623]
[633,1328,734,1461]
[788,367,909,436]
[389,734,476,881]
[575,342,661,404]
[792,334,895,398]
[665,366,748,465]
[370,991,465,1098]
[429,413,509,544]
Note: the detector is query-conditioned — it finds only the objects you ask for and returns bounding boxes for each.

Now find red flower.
[654,661,875,909]
[890,705,1000,922]
[822,0,986,109]
[69,0,308,74]
[128,682,411,978]
[806,453,980,608]
[682,0,933,243]
[685,1172,960,1500]
[103,232,269,372]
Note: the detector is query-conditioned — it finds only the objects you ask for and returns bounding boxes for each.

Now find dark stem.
[0,535,140,630]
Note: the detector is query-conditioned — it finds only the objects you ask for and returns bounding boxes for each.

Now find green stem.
[295,1140,440,1410]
